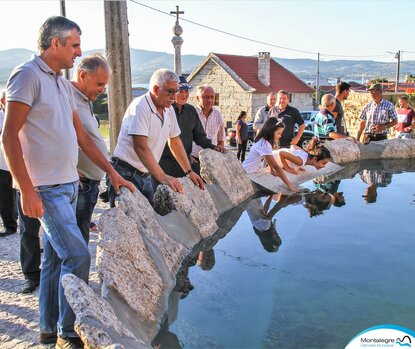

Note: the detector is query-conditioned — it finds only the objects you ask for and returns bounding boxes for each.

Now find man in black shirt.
[270,90,305,148]
[332,82,351,135]
[159,76,220,178]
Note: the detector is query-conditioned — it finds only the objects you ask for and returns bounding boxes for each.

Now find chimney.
[258,52,270,87]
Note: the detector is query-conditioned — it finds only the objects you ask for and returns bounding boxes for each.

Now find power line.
[129,0,394,60]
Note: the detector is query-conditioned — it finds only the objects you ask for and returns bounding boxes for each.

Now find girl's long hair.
[304,137,331,161]
[255,118,285,147]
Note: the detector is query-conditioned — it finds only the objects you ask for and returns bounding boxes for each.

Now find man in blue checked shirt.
[356,83,397,143]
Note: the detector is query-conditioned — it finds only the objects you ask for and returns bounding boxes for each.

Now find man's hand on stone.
[21,188,44,218]
[216,144,226,154]
[108,171,135,195]
[187,171,205,190]
[160,174,184,193]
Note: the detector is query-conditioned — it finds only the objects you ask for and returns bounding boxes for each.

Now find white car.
[300,111,318,130]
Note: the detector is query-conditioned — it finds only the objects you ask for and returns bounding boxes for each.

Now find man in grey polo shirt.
[71,53,109,244]
[110,68,204,206]
[1,16,134,348]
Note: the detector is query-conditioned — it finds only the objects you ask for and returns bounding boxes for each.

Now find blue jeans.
[108,157,154,207]
[37,181,90,337]
[76,179,100,244]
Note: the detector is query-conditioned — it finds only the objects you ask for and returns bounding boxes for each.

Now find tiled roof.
[213,53,314,94]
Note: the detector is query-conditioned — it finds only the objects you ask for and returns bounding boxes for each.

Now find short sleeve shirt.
[314,109,337,137]
[242,138,273,173]
[395,107,415,132]
[114,92,181,173]
[269,105,304,147]
[359,99,397,134]
[71,84,108,181]
[6,56,78,187]
[0,109,8,171]
[192,106,225,157]
[332,99,346,135]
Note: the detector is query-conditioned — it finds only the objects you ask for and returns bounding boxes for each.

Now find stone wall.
[187,61,252,123]
[344,92,400,138]
[187,61,314,123]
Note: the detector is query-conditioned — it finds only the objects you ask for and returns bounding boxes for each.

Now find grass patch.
[99,120,109,139]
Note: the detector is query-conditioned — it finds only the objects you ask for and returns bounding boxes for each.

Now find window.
[214,93,220,106]
[289,94,293,103]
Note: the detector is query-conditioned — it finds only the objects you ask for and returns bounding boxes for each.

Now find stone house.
[187,52,315,125]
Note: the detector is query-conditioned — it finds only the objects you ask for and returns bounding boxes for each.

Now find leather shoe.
[21,279,39,294]
[40,331,58,344]
[0,229,17,237]
[56,336,84,349]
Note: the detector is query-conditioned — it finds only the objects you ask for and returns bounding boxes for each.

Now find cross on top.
[170,5,184,23]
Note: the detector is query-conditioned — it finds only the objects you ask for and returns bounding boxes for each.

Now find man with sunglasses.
[110,69,205,206]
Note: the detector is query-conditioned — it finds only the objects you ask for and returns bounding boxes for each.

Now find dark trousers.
[76,179,100,244]
[0,169,17,232]
[237,140,248,163]
[108,157,154,207]
[17,192,41,282]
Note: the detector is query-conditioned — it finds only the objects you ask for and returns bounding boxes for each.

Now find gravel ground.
[0,198,109,348]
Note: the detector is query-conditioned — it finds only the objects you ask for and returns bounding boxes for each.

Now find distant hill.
[1,48,415,86]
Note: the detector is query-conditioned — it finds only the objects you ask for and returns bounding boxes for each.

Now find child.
[242,118,296,192]
[274,137,331,175]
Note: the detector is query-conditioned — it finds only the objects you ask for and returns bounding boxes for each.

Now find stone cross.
[170,5,184,76]
[170,5,184,24]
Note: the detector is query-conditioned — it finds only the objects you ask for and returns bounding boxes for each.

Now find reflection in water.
[360,169,393,204]
[246,195,303,252]
[155,160,412,348]
[304,180,346,217]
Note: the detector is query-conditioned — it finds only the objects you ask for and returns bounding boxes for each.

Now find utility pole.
[395,50,401,93]
[316,52,320,108]
[59,0,70,80]
[104,0,132,153]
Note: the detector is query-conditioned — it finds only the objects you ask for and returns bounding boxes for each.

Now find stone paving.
[0,199,108,348]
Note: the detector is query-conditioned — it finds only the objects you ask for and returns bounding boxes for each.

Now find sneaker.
[39,332,57,344]
[56,336,84,349]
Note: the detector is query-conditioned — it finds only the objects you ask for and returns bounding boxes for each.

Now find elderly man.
[2,16,133,348]
[110,69,204,206]
[395,95,415,139]
[253,92,276,133]
[332,81,351,135]
[357,83,398,143]
[159,76,220,179]
[71,54,110,243]
[269,90,305,148]
[0,90,17,238]
[314,94,355,140]
[191,85,226,174]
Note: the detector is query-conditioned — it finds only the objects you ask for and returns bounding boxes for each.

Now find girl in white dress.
[242,118,296,192]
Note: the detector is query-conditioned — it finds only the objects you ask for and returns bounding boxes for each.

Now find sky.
[1,0,415,63]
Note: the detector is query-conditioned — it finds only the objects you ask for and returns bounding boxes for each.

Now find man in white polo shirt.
[110,68,204,206]
[1,16,134,348]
